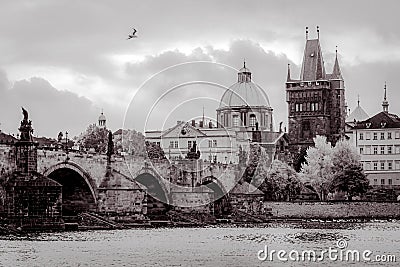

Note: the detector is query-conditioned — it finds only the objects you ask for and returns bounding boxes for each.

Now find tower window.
[249,115,256,127]
[233,115,239,127]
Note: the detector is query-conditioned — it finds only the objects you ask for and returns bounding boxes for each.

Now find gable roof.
[161,122,207,138]
[354,111,400,129]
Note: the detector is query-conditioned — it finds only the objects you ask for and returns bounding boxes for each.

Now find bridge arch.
[43,161,97,215]
[198,176,231,216]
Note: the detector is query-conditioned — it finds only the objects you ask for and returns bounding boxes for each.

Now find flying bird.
[127,28,137,39]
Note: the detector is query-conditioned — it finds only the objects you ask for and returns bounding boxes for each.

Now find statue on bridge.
[19,107,34,142]
[186,141,200,160]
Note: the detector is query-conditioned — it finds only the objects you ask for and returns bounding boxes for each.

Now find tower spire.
[332,46,343,80]
[357,94,360,107]
[382,81,389,113]
[317,26,320,39]
[287,63,291,82]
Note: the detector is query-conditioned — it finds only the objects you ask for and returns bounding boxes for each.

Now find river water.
[0,222,399,266]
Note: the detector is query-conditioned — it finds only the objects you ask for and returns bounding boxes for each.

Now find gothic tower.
[286,27,346,169]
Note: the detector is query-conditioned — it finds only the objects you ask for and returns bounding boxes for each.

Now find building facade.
[349,85,400,190]
[286,28,346,168]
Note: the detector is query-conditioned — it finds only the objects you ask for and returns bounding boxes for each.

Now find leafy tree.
[145,141,166,160]
[113,129,146,156]
[330,140,369,200]
[78,124,109,153]
[259,159,301,201]
[300,136,334,200]
[330,165,369,200]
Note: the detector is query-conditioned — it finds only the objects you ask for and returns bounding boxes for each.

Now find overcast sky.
[0,0,399,137]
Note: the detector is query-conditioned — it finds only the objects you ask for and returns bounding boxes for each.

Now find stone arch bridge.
[37,151,241,214]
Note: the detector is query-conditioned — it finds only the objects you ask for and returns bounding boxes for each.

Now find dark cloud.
[0,73,111,137]
[0,0,399,137]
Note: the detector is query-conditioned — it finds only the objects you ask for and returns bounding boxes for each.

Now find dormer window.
[366,122,371,128]
[381,122,387,128]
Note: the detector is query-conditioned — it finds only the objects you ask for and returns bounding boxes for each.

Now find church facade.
[286,28,346,169]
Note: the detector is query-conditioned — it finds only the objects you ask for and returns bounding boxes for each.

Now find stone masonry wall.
[266,201,400,219]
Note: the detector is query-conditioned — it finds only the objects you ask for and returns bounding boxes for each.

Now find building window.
[388,179,393,185]
[374,179,377,185]
[366,162,371,170]
[395,161,400,170]
[315,102,319,111]
[381,162,385,170]
[380,146,385,154]
[359,133,364,140]
[233,115,239,127]
[373,132,377,140]
[208,140,212,147]
[388,146,392,154]
[373,146,378,155]
[366,133,371,140]
[156,142,161,146]
[373,162,378,170]
[396,131,400,139]
[188,141,192,149]
[388,132,392,139]
[213,155,217,163]
[359,147,364,154]
[388,161,392,170]
[208,155,212,161]
[380,132,385,140]
[174,141,178,148]
[366,146,371,154]
[169,141,174,148]
[213,140,217,147]
[396,146,400,154]
[381,179,385,185]
[249,115,256,127]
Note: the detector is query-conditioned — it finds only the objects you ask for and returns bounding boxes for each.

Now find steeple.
[300,27,326,81]
[382,82,389,113]
[287,63,291,82]
[331,46,343,80]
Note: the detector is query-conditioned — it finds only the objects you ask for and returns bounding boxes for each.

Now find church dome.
[219,63,270,108]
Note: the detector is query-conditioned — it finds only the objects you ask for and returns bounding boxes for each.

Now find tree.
[259,159,301,201]
[330,165,369,200]
[113,129,146,156]
[330,139,369,200]
[145,141,166,160]
[78,124,109,153]
[300,136,334,200]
